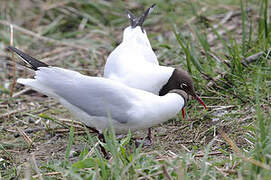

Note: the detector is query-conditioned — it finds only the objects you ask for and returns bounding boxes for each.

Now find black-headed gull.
[8,46,188,135]
[104,5,206,114]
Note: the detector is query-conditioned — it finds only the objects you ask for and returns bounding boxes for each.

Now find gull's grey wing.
[137,4,156,28]
[127,10,137,28]
[23,67,138,124]
[9,46,138,124]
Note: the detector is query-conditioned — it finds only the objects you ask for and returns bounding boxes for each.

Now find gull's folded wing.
[18,67,137,124]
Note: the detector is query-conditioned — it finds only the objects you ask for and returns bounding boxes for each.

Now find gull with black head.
[7,46,188,149]
[104,4,207,140]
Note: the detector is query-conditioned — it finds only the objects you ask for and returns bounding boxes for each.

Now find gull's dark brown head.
[159,69,207,109]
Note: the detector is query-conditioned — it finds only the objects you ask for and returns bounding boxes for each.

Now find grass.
[0,0,271,179]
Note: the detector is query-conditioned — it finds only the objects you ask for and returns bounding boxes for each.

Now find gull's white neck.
[150,93,184,122]
[130,92,184,130]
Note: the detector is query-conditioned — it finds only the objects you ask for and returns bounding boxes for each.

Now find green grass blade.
[65,119,74,165]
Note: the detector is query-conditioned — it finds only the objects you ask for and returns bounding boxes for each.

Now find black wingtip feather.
[7,46,48,71]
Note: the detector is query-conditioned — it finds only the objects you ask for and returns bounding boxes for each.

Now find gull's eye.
[180,83,188,89]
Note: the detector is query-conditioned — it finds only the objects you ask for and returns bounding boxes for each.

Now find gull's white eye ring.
[180,83,188,89]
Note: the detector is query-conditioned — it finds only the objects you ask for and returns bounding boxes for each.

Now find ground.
[0,0,271,179]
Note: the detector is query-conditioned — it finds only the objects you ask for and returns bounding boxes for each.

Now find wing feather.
[18,67,138,124]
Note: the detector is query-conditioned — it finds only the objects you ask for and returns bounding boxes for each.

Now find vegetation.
[0,0,270,179]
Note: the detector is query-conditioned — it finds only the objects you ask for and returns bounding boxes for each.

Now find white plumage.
[104,26,175,95]
[104,6,206,112]
[18,67,185,133]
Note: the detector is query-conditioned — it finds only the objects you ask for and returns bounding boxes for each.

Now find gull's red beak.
[182,108,185,119]
[194,96,207,109]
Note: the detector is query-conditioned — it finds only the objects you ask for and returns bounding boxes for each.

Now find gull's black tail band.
[7,46,48,71]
